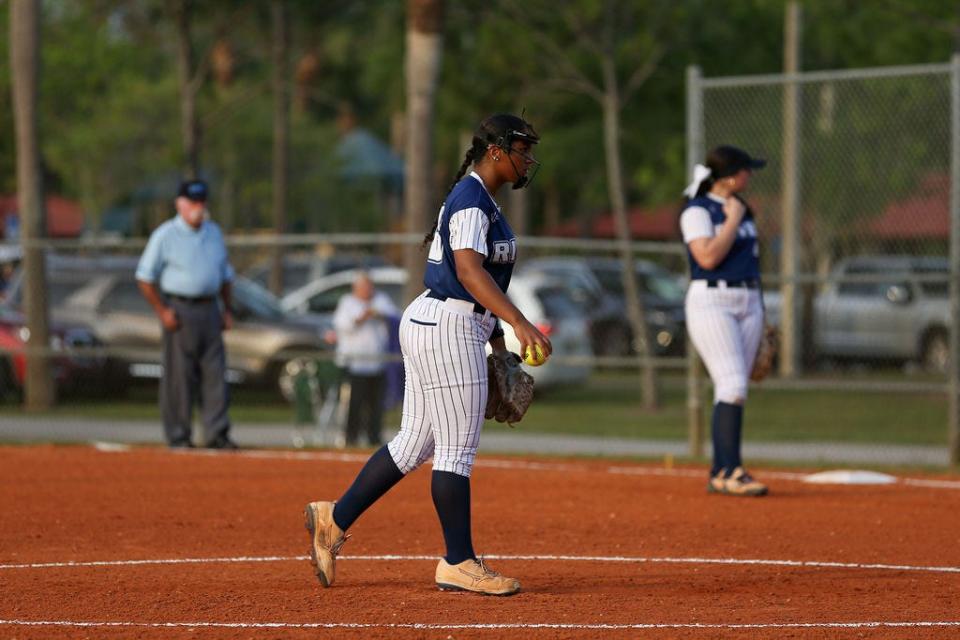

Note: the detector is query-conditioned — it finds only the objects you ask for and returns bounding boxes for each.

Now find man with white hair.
[332,271,399,447]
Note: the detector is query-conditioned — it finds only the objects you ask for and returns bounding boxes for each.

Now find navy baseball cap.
[177,179,208,202]
[708,146,766,178]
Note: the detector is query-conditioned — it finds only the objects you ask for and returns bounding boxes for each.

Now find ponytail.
[421,143,482,248]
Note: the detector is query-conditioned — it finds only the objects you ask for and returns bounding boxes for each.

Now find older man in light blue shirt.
[136,179,237,449]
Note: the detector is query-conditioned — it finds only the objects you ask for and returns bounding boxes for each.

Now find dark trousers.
[161,298,231,446]
[345,371,386,447]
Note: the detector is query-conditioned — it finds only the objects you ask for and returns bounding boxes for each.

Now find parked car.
[496,272,594,387]
[0,307,110,400]
[281,266,408,339]
[245,252,389,297]
[517,256,686,357]
[817,255,951,372]
[281,266,594,388]
[3,255,329,394]
[765,255,951,373]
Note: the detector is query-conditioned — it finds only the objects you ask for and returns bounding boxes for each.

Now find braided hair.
[422,113,538,248]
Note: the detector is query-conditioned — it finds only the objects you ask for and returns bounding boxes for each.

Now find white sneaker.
[435,557,521,596]
[304,501,349,587]
[708,467,769,497]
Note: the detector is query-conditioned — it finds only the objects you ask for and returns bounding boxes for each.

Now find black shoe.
[168,440,195,449]
[207,436,239,450]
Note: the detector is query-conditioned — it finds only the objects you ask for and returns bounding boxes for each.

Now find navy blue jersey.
[682,195,759,281]
[424,172,517,302]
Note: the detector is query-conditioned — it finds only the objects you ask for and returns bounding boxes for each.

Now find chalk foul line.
[3,553,959,574]
[1,619,959,631]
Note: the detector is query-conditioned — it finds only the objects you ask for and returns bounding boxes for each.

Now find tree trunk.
[11,0,54,409]
[601,57,659,410]
[402,0,444,303]
[270,0,290,296]
[172,0,200,178]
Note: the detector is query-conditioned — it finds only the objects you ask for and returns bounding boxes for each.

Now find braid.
[421,144,480,248]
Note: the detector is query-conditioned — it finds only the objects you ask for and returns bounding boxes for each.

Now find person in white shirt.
[332,272,399,447]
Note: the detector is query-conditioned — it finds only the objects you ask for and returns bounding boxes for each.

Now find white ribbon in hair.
[683,164,712,198]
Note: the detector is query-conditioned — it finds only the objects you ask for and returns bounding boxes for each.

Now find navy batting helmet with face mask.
[475,114,541,190]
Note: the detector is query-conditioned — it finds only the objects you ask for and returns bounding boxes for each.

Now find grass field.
[2,372,948,446]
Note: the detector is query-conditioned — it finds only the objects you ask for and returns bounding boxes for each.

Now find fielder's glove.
[750,324,779,382]
[485,351,535,426]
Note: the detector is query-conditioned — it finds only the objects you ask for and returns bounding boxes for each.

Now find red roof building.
[866,174,950,240]
[0,195,85,238]
[545,203,681,240]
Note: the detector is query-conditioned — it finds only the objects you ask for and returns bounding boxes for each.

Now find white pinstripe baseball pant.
[685,280,764,404]
[387,292,496,478]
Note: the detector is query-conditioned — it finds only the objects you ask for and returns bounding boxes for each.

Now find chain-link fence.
[5,60,960,467]
[0,235,692,453]
[689,58,960,466]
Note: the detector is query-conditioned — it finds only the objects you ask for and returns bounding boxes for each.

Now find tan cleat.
[435,557,521,596]
[708,466,768,497]
[304,501,349,587]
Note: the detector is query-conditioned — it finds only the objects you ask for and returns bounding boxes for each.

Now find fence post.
[778,1,802,378]
[949,53,960,467]
[686,64,704,458]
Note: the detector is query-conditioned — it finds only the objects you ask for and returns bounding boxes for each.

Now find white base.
[803,469,897,485]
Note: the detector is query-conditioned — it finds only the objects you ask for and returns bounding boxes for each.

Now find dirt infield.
[2,444,959,639]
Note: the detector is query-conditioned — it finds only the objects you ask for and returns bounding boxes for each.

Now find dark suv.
[517,256,686,357]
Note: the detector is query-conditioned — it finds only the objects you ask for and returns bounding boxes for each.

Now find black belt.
[426,290,486,314]
[166,293,216,304]
[705,279,759,289]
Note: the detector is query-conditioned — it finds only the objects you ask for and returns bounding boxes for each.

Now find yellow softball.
[522,344,548,367]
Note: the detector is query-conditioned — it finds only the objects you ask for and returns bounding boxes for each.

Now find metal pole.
[686,64,704,459]
[948,53,960,466]
[779,1,802,378]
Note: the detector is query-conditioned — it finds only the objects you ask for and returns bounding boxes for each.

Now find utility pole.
[11,0,54,409]
[779,0,802,378]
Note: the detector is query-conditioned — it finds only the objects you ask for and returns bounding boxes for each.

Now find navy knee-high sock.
[333,445,404,531]
[711,402,743,477]
[431,470,475,565]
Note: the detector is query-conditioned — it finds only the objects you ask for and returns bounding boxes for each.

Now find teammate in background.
[332,272,399,447]
[136,180,238,450]
[680,146,769,497]
[304,113,552,595]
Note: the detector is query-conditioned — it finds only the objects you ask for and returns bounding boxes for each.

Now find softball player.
[681,145,769,497]
[305,113,552,595]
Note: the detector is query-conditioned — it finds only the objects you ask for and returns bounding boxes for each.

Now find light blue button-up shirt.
[135,215,235,297]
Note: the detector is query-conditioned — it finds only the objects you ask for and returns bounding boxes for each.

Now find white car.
[280,266,408,328]
[280,267,593,388]
[494,272,593,387]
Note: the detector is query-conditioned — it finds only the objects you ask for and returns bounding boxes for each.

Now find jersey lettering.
[490,239,517,264]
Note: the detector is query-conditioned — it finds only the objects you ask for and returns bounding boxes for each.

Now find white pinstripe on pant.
[685,280,764,404]
[387,292,495,478]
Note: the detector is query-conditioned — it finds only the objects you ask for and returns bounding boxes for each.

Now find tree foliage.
[3,0,959,238]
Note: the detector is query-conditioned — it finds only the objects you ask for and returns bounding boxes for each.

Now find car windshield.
[4,271,90,310]
[248,263,312,293]
[307,280,404,315]
[233,278,286,321]
[592,264,685,303]
[643,270,685,302]
[535,286,582,318]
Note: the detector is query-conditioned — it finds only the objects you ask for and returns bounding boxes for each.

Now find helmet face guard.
[498,128,541,190]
